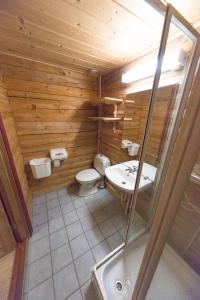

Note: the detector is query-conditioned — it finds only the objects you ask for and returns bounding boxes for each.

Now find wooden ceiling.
[0,0,199,75]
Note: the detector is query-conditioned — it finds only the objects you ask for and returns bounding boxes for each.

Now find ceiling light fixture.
[122,49,186,84]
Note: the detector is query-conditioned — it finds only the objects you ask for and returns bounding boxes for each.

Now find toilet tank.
[94,154,110,175]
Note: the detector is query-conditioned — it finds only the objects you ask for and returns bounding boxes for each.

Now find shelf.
[88,117,121,122]
[88,117,132,122]
[90,97,123,106]
[90,97,135,106]
[101,97,123,105]
[125,99,135,103]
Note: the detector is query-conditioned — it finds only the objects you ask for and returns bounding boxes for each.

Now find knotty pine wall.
[125,85,178,166]
[100,73,178,167]
[0,54,98,196]
[0,74,32,213]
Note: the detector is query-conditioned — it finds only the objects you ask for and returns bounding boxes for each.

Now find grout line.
[25,196,50,296]
[77,209,98,265]
[24,276,53,298]
[59,189,83,292]
[46,190,57,300]
[182,225,200,256]
[64,287,82,300]
[28,187,129,299]
[31,198,126,249]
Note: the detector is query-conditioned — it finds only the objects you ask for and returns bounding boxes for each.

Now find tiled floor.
[23,185,129,300]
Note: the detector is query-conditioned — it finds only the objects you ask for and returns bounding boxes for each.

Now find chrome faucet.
[125,165,138,174]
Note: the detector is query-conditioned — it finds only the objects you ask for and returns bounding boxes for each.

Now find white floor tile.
[67,289,82,300]
[92,240,110,263]
[29,236,50,263]
[74,251,95,286]
[70,234,90,260]
[84,226,104,248]
[27,278,54,300]
[52,243,72,274]
[49,217,65,234]
[50,228,68,251]
[54,263,79,300]
[28,254,52,290]
[64,211,79,226]
[66,221,83,240]
[99,220,116,239]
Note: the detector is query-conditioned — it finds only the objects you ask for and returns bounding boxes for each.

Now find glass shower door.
[125,2,200,299]
[146,151,200,300]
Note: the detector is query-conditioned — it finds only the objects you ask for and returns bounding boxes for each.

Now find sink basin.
[105,160,157,193]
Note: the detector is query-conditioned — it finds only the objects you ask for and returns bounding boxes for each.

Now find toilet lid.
[76,168,101,182]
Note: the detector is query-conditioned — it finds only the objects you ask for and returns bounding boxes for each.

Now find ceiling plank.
[0,0,123,56]
[0,0,199,74]
[0,25,118,69]
[0,10,122,64]
[0,33,119,73]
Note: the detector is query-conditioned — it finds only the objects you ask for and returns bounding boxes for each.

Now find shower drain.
[116,281,123,293]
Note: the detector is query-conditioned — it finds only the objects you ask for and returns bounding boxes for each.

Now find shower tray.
[92,234,200,300]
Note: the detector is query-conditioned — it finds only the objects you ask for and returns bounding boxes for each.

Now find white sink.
[105,160,157,193]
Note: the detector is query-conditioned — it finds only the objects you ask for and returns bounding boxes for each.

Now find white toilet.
[76,154,110,197]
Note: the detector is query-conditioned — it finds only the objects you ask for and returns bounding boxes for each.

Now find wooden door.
[0,116,32,242]
[0,113,31,299]
[0,196,15,258]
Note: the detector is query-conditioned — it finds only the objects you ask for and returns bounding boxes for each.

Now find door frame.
[8,241,27,300]
[0,114,32,238]
[0,113,32,300]
[131,3,200,299]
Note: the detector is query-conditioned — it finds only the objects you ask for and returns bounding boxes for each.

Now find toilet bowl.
[76,154,110,197]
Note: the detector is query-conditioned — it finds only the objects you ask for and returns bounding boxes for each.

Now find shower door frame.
[128,1,200,300]
[133,59,200,300]
[126,3,200,247]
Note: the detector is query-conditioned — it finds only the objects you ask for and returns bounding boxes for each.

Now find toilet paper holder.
[121,140,140,157]
[50,148,68,167]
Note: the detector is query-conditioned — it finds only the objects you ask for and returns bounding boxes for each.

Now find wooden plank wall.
[0,54,98,196]
[0,74,32,213]
[99,102,125,165]
[125,85,178,166]
[100,72,178,167]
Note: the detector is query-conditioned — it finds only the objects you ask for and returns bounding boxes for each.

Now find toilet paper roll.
[128,143,140,156]
[53,159,60,167]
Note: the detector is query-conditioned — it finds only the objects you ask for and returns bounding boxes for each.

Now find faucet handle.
[125,167,131,171]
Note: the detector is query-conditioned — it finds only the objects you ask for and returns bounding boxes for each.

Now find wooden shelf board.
[88,117,132,121]
[89,97,123,106]
[102,97,123,104]
[124,118,133,121]
[88,117,121,122]
[125,99,135,103]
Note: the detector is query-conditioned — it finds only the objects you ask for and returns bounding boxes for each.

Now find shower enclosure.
[93,1,200,299]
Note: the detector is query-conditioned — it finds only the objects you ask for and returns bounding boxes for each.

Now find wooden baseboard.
[9,241,27,300]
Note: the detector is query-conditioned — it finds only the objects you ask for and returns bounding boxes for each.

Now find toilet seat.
[76,168,101,184]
